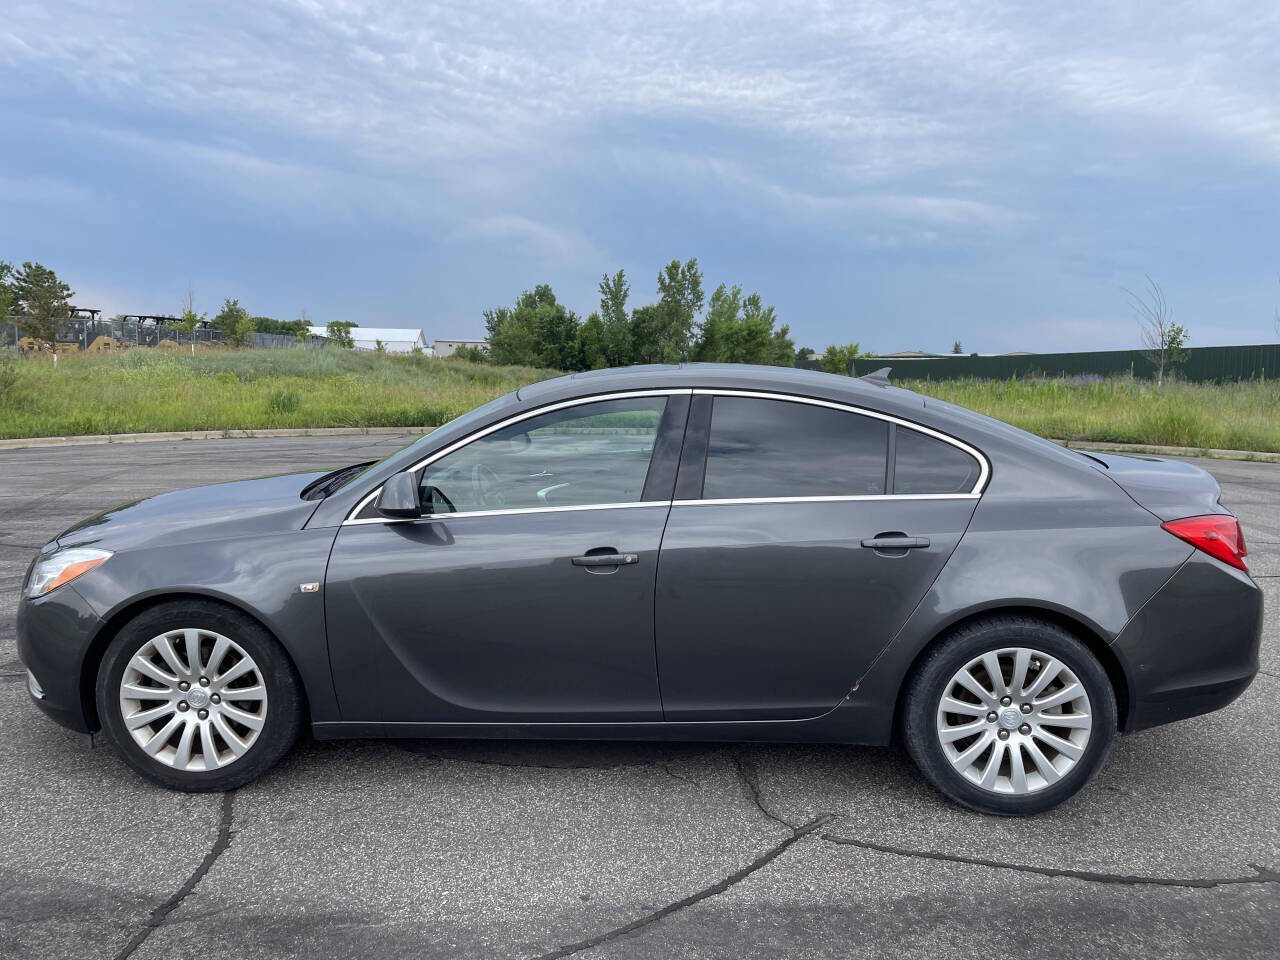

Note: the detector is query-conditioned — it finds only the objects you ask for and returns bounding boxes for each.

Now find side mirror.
[375,472,421,519]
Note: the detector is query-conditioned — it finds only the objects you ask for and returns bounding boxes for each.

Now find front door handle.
[860,536,930,550]
[571,553,639,567]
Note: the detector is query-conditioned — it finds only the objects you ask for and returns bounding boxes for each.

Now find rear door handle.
[860,536,930,550]
[571,553,639,566]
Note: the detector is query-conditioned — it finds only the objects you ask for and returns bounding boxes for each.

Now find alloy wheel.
[118,627,268,771]
[935,646,1092,795]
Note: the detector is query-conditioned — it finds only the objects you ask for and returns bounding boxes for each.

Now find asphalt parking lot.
[1,435,1276,959]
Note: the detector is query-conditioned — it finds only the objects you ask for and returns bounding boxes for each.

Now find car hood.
[51,471,328,552]
[1089,452,1225,521]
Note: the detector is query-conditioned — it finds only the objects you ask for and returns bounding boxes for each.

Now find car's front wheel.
[96,600,303,791]
[903,616,1117,815]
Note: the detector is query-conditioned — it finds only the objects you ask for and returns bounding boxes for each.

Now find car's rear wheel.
[96,600,303,791]
[903,616,1117,815]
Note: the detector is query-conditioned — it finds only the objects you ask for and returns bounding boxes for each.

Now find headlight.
[26,547,112,599]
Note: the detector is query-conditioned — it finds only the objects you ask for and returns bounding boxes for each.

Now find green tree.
[11,261,74,349]
[175,288,207,356]
[1128,275,1188,385]
[576,313,608,369]
[0,261,13,333]
[794,346,816,367]
[628,305,658,363]
[252,314,311,337]
[632,258,703,363]
[597,269,632,366]
[213,298,256,347]
[952,340,964,354]
[819,343,862,375]
[692,283,793,366]
[325,320,356,348]
[374,338,386,353]
[486,284,581,369]
[484,302,533,365]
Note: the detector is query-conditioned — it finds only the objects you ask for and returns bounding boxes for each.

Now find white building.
[307,326,431,354]
[434,338,489,358]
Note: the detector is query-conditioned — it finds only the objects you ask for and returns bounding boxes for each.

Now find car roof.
[516,363,926,413]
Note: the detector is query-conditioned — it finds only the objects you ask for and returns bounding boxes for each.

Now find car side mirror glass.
[375,472,421,519]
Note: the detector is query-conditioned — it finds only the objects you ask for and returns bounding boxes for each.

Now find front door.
[326,393,687,723]
[654,394,982,721]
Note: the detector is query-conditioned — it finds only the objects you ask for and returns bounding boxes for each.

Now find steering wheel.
[471,463,505,507]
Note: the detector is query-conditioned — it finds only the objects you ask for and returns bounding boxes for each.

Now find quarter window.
[416,396,667,513]
[701,396,888,499]
[893,427,981,494]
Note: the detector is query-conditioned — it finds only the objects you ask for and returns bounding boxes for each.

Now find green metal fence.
[855,343,1280,383]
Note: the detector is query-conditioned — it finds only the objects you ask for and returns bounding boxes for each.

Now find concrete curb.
[0,427,1276,464]
[1054,439,1280,464]
[0,426,430,452]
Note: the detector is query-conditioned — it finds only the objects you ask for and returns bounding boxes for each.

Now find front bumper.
[16,585,103,734]
[1112,552,1263,732]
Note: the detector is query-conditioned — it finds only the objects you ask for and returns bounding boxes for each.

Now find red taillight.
[1161,515,1249,572]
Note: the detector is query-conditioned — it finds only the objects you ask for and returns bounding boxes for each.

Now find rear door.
[654,392,984,721]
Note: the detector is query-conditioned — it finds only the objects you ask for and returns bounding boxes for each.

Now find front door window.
[418,396,668,513]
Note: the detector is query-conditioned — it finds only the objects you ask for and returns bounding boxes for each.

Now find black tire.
[96,599,304,792]
[902,615,1117,816]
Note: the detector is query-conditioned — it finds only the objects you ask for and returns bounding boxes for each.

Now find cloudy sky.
[2,1,1277,352]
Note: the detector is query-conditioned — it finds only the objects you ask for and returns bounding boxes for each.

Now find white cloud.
[3,1,1279,347]
[7,1,1278,189]
[0,174,94,208]
[450,214,602,261]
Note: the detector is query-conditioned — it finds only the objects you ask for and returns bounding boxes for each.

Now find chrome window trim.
[342,386,990,526]
[343,500,672,527]
[673,494,980,507]
[693,388,990,495]
[344,389,690,524]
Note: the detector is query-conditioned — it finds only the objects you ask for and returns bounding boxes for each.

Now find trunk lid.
[1088,452,1227,521]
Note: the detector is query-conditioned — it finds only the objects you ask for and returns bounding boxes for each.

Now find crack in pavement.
[660,762,697,786]
[531,814,834,960]
[112,791,237,960]
[733,753,797,831]
[820,833,1280,889]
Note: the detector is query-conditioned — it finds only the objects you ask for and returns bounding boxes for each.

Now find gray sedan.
[16,364,1262,814]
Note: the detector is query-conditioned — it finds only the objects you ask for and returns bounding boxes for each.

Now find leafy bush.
[0,351,20,404]
[266,388,301,415]
[450,345,489,363]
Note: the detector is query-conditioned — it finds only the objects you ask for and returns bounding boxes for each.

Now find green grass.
[0,349,552,438]
[2,351,1277,453]
[904,376,1280,453]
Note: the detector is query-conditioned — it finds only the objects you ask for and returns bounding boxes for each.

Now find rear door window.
[893,427,981,494]
[701,396,888,499]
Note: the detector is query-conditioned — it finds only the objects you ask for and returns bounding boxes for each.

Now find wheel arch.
[891,604,1130,733]
[78,590,310,731]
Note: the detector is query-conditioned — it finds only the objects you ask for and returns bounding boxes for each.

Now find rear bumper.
[1111,553,1263,732]
[16,586,102,734]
